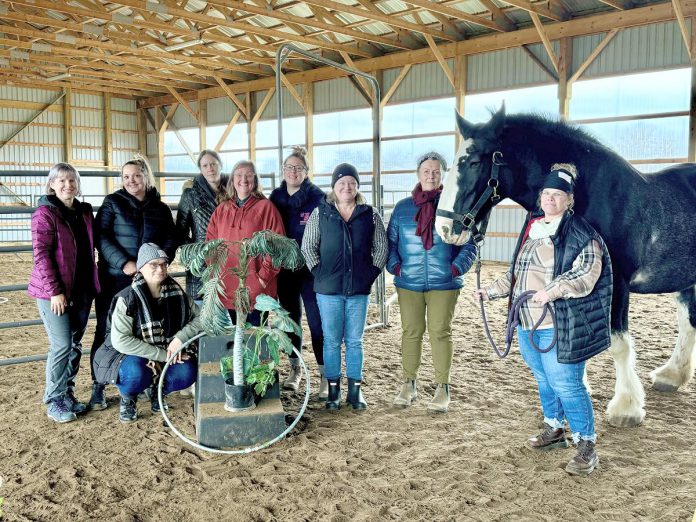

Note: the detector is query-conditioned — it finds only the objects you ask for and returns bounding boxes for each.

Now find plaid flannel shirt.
[485,237,603,329]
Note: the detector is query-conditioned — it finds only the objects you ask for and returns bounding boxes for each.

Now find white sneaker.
[318,375,329,400]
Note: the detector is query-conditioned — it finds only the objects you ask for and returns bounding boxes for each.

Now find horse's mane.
[497,112,648,182]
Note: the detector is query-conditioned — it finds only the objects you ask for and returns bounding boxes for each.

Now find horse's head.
[436,106,507,245]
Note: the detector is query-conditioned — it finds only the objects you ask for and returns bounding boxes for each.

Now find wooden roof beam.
[596,0,634,10]
[166,86,199,121]
[299,0,457,42]
[672,0,693,62]
[530,12,559,74]
[477,0,517,32]
[139,0,696,108]
[569,29,620,83]
[402,0,506,32]
[351,0,421,49]
[499,0,564,22]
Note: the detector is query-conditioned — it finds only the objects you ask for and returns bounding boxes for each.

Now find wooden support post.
[156,105,166,188]
[248,93,256,163]
[249,89,276,164]
[199,98,207,153]
[454,55,467,147]
[104,93,114,193]
[303,82,314,175]
[63,87,72,163]
[557,38,572,118]
[689,19,696,162]
[137,108,148,157]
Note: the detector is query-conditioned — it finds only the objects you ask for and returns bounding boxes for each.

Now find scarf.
[130,273,190,349]
[412,183,442,250]
[528,216,562,240]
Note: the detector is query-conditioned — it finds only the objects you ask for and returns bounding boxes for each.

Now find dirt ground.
[0,252,694,521]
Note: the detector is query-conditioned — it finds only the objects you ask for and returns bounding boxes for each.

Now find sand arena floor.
[0,252,694,521]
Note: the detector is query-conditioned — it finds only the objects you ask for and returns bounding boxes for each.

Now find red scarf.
[412,183,442,250]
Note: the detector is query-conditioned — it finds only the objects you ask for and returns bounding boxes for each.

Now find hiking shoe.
[119,397,138,423]
[393,379,417,407]
[47,397,77,423]
[65,391,88,414]
[88,383,107,411]
[427,384,450,413]
[283,365,302,391]
[528,423,569,451]
[565,439,599,476]
[145,386,169,413]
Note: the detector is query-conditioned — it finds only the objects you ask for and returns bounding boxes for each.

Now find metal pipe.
[274,44,385,330]
[0,349,92,367]
[0,271,186,295]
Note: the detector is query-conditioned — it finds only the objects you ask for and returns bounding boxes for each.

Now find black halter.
[436,151,506,243]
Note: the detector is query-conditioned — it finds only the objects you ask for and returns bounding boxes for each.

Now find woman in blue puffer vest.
[387,152,476,413]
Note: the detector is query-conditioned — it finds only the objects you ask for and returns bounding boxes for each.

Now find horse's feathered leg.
[606,279,646,427]
[650,288,696,392]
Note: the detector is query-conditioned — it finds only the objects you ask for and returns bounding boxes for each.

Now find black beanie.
[542,168,574,193]
[331,163,360,188]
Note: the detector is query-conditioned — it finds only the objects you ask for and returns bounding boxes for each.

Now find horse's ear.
[455,110,474,138]
[489,104,506,137]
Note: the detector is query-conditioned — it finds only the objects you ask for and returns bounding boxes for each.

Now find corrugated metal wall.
[385,60,454,103]
[468,44,557,92]
[313,77,368,113]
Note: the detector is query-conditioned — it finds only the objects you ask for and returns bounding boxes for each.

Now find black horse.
[436,106,696,428]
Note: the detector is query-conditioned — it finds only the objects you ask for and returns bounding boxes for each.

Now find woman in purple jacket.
[28,163,100,423]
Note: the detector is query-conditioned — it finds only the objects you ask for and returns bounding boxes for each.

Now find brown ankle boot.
[527,423,568,451]
[565,439,599,476]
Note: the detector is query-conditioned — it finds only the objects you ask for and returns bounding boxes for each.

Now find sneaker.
[145,386,169,413]
[426,384,450,413]
[393,379,417,407]
[119,396,138,423]
[565,439,599,476]
[47,397,77,423]
[65,391,88,414]
[88,383,107,411]
[528,423,569,451]
[283,365,302,391]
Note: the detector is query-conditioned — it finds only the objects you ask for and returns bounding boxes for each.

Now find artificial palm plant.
[178,230,304,396]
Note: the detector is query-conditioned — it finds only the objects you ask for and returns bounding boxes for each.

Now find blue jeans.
[37,295,93,403]
[117,355,197,398]
[316,293,369,381]
[518,328,596,443]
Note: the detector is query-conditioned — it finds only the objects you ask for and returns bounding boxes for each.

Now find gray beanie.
[331,163,360,188]
[136,242,169,271]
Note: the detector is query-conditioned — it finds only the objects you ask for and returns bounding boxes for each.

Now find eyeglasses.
[283,165,307,174]
[147,261,168,271]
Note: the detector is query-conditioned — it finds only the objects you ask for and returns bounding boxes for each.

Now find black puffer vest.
[313,200,380,296]
[92,280,194,385]
[176,175,227,298]
[511,211,613,364]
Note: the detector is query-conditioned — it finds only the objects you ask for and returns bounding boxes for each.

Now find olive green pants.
[396,287,460,384]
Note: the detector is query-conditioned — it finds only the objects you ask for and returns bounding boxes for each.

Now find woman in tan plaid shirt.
[475,163,613,477]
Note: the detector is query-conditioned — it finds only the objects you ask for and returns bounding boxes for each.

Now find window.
[465,84,558,123]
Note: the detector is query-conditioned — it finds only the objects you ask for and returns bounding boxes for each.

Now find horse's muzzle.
[435,216,470,245]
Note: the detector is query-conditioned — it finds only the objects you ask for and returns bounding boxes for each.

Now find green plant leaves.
[247,230,305,271]
[220,356,234,382]
[254,293,281,312]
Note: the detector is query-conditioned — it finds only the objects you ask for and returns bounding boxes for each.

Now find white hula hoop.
[157,333,311,455]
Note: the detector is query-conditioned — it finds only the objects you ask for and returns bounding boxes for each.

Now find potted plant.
[178,230,305,410]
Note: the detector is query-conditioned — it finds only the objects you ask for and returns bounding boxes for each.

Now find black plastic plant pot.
[224,379,256,412]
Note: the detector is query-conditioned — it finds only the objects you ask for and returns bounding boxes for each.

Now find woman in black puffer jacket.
[176,149,228,301]
[89,156,176,410]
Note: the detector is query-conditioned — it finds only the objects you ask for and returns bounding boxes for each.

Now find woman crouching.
[475,164,612,476]
[93,243,201,423]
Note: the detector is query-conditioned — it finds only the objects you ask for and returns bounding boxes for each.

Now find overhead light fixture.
[46,72,71,81]
[164,38,205,52]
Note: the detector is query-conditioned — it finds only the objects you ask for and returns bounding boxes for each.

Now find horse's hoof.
[651,381,680,393]
[607,414,644,428]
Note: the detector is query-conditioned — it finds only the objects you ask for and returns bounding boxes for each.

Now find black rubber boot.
[346,378,367,411]
[325,378,341,411]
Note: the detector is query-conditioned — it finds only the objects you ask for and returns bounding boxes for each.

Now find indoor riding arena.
[1,0,695,520]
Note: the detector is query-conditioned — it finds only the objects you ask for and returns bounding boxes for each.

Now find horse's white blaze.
[436,138,472,245]
[650,233,659,244]
[649,295,696,390]
[606,332,646,426]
